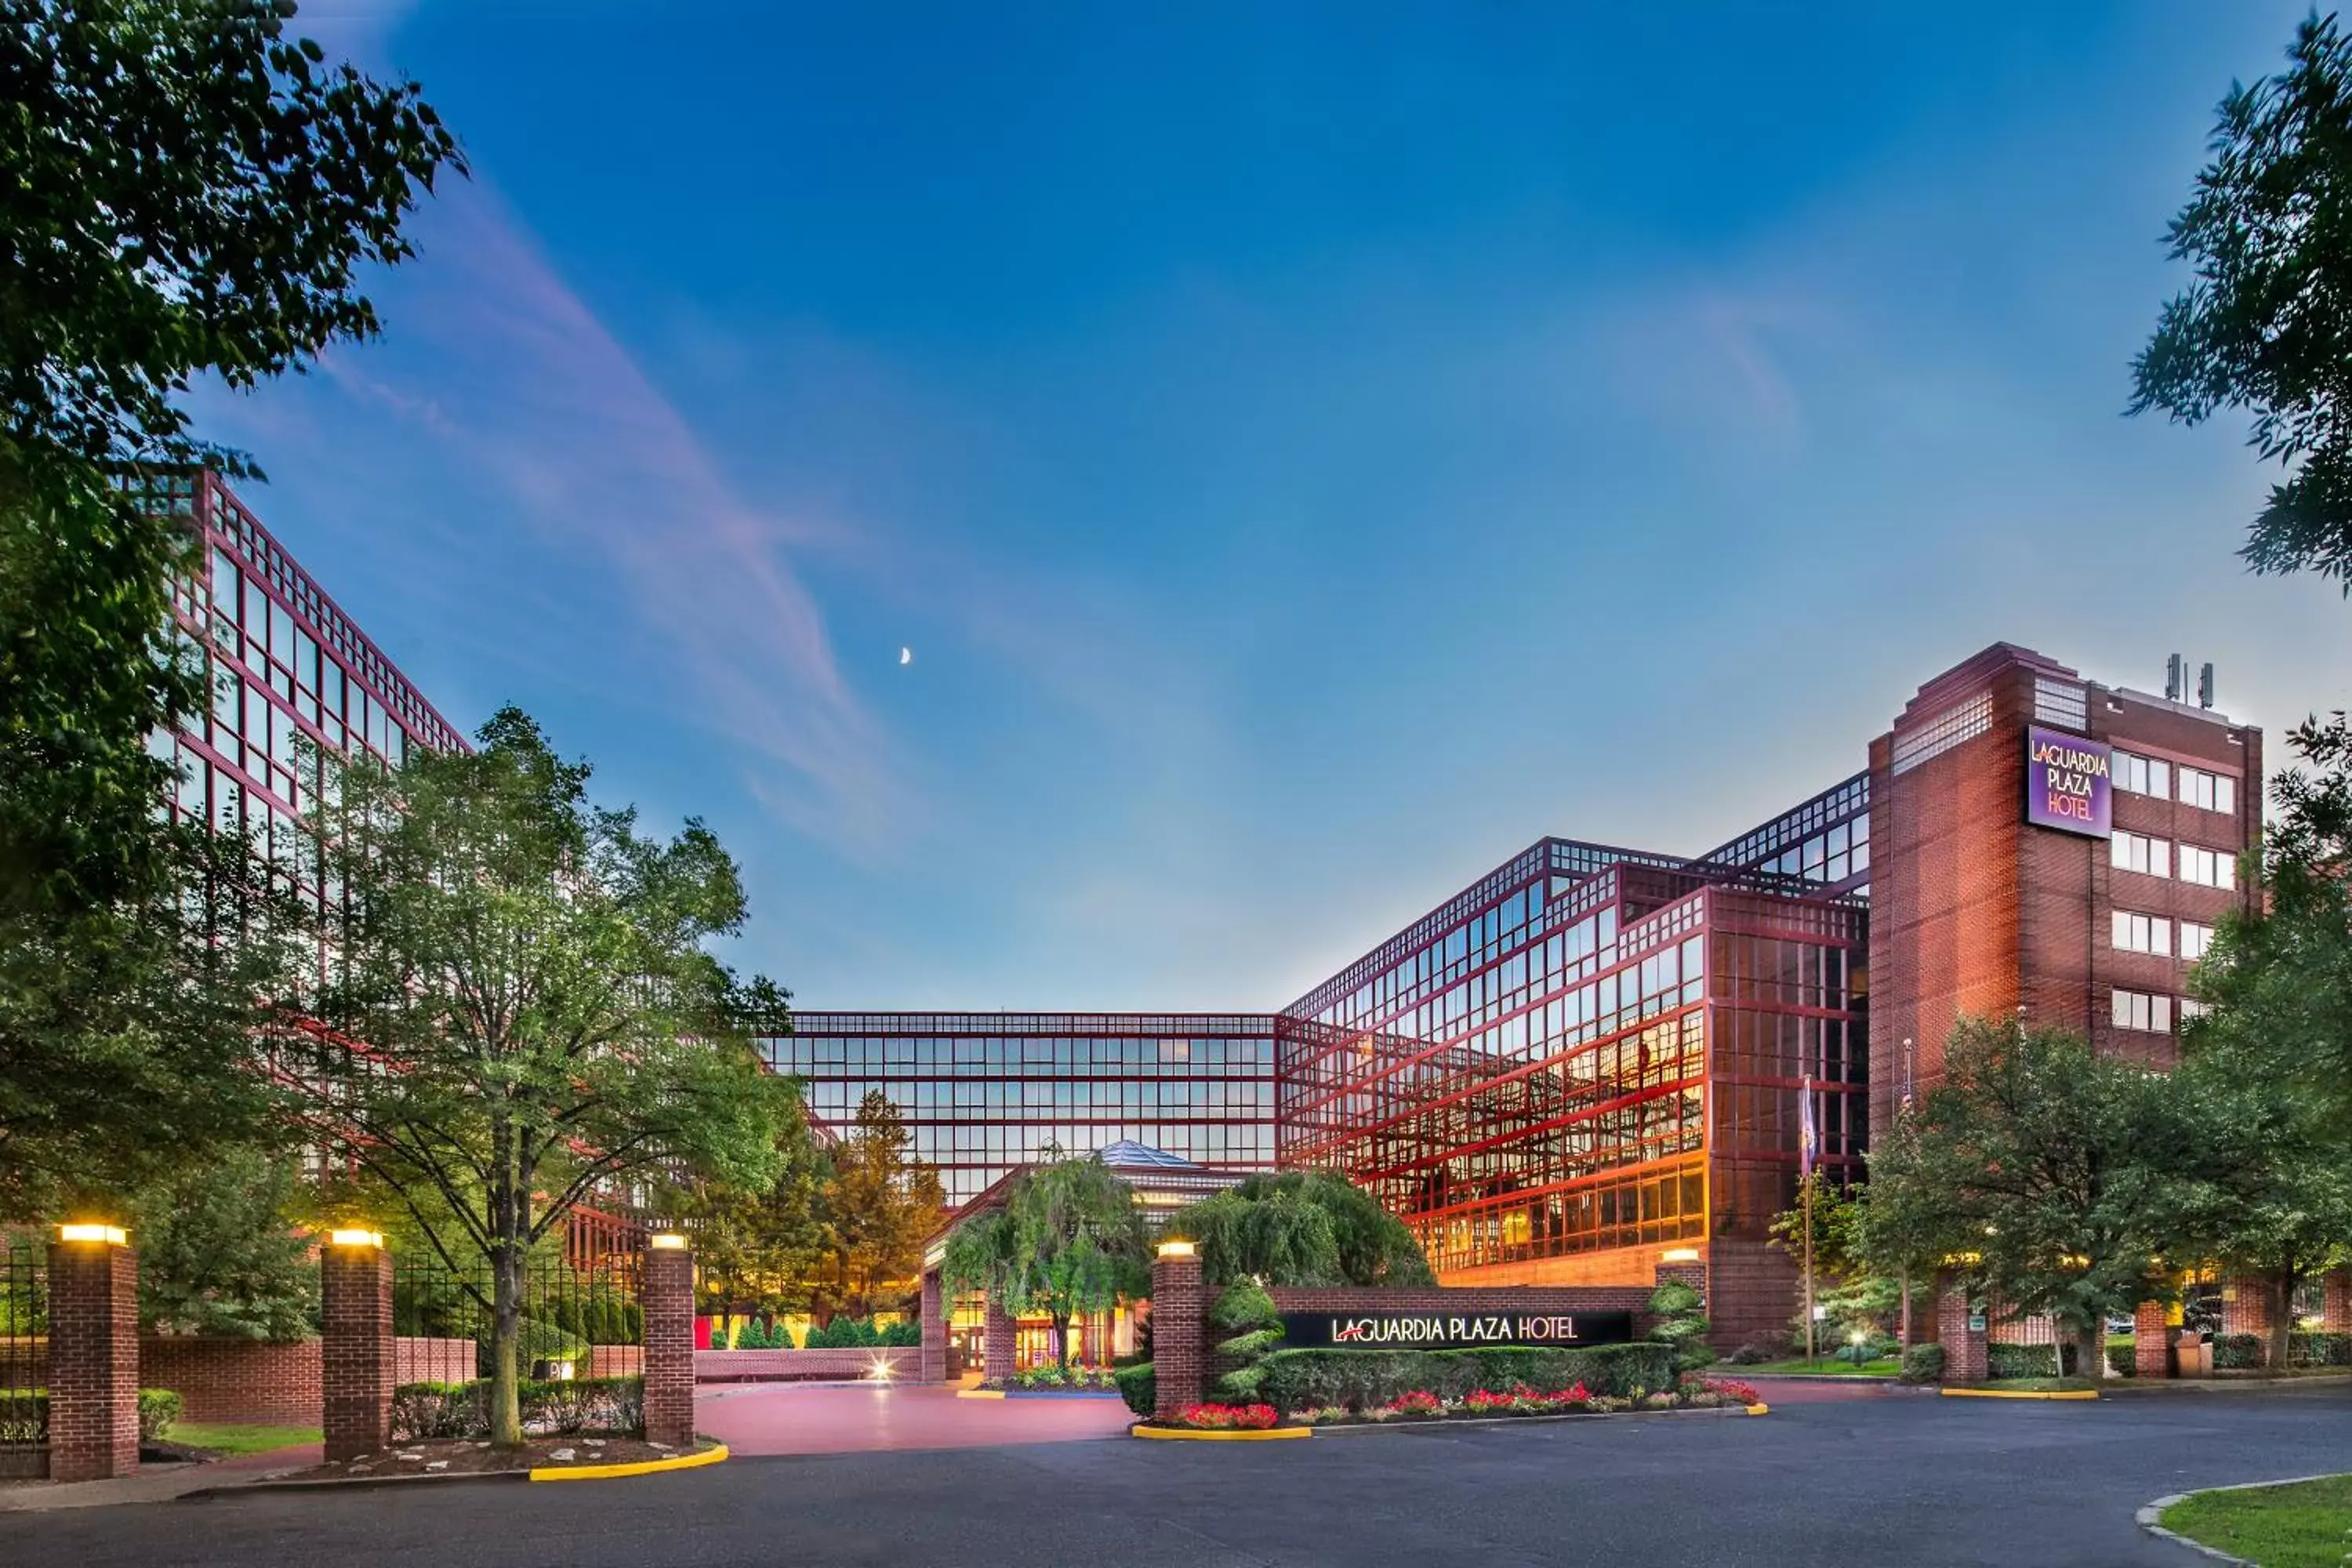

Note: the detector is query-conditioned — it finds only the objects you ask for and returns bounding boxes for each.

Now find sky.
[196,0,2352,1012]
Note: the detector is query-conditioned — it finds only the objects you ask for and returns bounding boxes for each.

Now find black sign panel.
[1278,1308,1634,1351]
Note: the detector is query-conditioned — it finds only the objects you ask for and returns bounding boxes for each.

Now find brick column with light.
[320,1232,394,1461]
[2132,1300,2172,1380]
[1936,1276,1987,1385]
[2325,1270,2352,1334]
[47,1225,140,1482]
[642,1237,696,1449]
[1150,1241,1204,1421]
[2223,1276,2275,1361]
[984,1295,1016,1385]
[919,1267,947,1383]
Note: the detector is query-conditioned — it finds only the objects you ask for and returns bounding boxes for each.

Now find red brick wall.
[919,1269,946,1383]
[141,1338,321,1426]
[321,1245,391,1461]
[1150,1255,1203,1419]
[1704,1239,1800,1350]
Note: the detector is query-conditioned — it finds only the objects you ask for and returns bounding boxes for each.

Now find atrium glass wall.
[768,1014,1279,1210]
[1277,811,1867,1281]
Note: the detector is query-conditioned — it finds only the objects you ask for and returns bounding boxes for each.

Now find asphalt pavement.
[4,1384,2348,1566]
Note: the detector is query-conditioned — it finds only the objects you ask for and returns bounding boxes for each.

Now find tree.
[1862,1018,2200,1382]
[2132,13,2352,587]
[817,1091,945,1321]
[131,1145,317,1341]
[1170,1170,1434,1287]
[661,1094,831,1318]
[0,3,461,1217]
[943,1150,1146,1371]
[290,708,791,1446]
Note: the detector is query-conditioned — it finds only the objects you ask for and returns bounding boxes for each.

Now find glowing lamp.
[328,1229,384,1249]
[1156,1240,1196,1260]
[57,1223,126,1246]
[1661,1247,1700,1264]
[648,1232,689,1250]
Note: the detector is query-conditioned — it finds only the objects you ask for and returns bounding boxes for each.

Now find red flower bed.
[1177,1403,1279,1430]
[1385,1389,1446,1417]
[1694,1376,1760,1406]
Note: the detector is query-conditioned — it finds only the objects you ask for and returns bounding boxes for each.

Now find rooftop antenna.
[2198,662,2216,710]
[2165,653,2185,703]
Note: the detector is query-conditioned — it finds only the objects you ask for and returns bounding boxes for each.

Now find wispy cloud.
[318,185,905,854]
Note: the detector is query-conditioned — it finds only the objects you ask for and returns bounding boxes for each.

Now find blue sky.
[201,1,2350,1011]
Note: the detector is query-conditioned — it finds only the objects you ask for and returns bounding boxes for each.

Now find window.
[2180,767,2237,816]
[2111,911,2171,956]
[2111,830,2169,878]
[1892,691,1993,775]
[2178,844,2234,889]
[2111,989,2173,1033]
[2114,750,2172,800]
[2180,920,2216,962]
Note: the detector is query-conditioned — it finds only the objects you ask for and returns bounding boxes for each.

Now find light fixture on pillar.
[648,1232,688,1251]
[1156,1240,1196,1260]
[56,1222,126,1246]
[1661,1247,1700,1264]
[327,1228,383,1249]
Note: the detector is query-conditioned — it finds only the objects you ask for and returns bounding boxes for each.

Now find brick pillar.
[919,1268,947,1383]
[321,1240,394,1461]
[2325,1270,2352,1334]
[1936,1278,1987,1386]
[642,1243,695,1449]
[2132,1300,2172,1380]
[2223,1275,2275,1361]
[1653,1258,1708,1298]
[47,1232,140,1482]
[983,1296,1015,1385]
[1150,1246,1204,1421]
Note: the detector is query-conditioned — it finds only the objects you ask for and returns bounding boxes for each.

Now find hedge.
[1257,1342,1679,1413]
[390,1376,644,1441]
[2212,1333,2263,1370]
[0,1388,182,1445]
[1114,1362,1155,1417]
[1986,1342,2063,1381]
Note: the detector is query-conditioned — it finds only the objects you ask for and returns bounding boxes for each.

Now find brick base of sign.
[47,1241,140,1483]
[920,1269,947,1384]
[2133,1301,2171,1380]
[984,1299,1016,1386]
[1936,1286,1988,1385]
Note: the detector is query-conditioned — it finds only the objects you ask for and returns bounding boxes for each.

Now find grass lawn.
[2162,1473,2352,1568]
[1740,1358,1900,1377]
[167,1422,321,1457]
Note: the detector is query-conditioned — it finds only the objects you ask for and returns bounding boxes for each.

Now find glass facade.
[136,469,463,951]
[1277,776,1870,1279]
[766,1014,1279,1209]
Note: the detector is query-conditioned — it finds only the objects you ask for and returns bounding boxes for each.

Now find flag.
[1799,1075,1818,1180]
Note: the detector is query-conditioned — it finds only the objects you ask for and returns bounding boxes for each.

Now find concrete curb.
[1131,1425,1312,1441]
[1295,1403,1763,1436]
[1942,1387,2100,1401]
[179,1469,526,1501]
[530,1443,728,1482]
[2132,1473,2350,1565]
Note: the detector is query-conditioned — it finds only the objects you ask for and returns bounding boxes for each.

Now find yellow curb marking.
[1132,1425,1312,1441]
[955,1388,1007,1399]
[529,1443,729,1482]
[1940,1388,2099,1401]
[1745,1403,1770,1415]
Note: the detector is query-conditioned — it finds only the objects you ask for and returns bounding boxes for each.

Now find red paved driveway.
[695,1382,1134,1457]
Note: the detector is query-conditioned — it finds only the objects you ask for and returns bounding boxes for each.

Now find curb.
[1287,1404,1764,1436]
[531,1443,728,1483]
[180,1469,527,1500]
[954,1388,1006,1400]
[1132,1424,1312,1441]
[1941,1388,2100,1401]
[2132,1474,2349,1566]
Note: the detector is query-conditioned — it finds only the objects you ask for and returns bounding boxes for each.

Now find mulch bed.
[283,1436,685,1480]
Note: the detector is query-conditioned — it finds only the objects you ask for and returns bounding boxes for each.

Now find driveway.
[2,1384,2348,1565]
[695,1381,1134,1455]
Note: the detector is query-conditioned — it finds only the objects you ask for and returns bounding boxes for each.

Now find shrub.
[2291,1331,2352,1367]
[1897,1343,1945,1384]
[1257,1341,1678,1414]
[2212,1333,2265,1370]
[2107,1344,2136,1378]
[1724,1339,1787,1366]
[1987,1341,2062,1381]
[136,1388,182,1440]
[1014,1363,1068,1389]
[1210,1282,1285,1403]
[1691,1374,1759,1406]
[880,1319,920,1348]
[390,1376,646,1441]
[1114,1362,1156,1417]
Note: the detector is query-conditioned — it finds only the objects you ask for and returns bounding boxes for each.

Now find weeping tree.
[1170,1170,1433,1287]
[942,1149,1146,1370]
[289,708,791,1446]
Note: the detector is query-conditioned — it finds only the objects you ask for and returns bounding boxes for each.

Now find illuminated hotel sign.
[2025,725,2111,838]
[1278,1310,1634,1350]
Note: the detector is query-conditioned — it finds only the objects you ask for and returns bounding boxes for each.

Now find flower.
[1385,1390,1445,1417]
[1178,1403,1278,1430]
